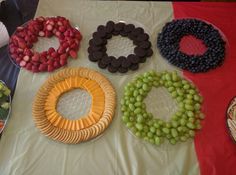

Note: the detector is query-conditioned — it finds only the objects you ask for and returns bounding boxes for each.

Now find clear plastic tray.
[8,19,80,71]
[152,17,229,73]
[85,19,155,76]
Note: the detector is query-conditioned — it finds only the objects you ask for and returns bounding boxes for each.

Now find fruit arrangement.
[121,71,204,145]
[157,19,225,73]
[0,81,11,133]
[9,16,82,73]
[32,68,116,144]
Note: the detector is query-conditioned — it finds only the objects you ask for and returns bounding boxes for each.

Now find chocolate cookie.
[124,24,135,33]
[89,54,98,62]
[98,60,107,69]
[130,63,139,71]
[139,41,151,49]
[137,33,149,41]
[108,65,118,73]
[134,47,147,58]
[118,67,128,73]
[93,51,103,60]
[121,58,132,68]
[127,54,140,64]
[114,22,125,32]
[101,56,112,65]
[93,38,104,46]
[111,57,122,68]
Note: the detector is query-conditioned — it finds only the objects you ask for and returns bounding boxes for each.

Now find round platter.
[32,67,116,144]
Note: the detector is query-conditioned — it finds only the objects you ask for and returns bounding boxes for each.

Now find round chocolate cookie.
[101,56,112,65]
[88,21,153,73]
[98,60,107,69]
[118,67,128,73]
[108,65,118,73]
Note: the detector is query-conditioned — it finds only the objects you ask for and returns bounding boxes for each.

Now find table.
[0,1,236,175]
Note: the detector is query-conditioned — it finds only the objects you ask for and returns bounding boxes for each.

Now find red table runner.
[173,2,236,175]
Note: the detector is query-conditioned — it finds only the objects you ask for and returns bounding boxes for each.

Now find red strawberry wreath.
[9,16,82,73]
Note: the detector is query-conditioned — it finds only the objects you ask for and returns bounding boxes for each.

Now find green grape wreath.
[121,71,204,145]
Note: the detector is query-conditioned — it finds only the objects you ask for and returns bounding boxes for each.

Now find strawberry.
[47,65,54,72]
[32,53,40,62]
[39,64,47,71]
[38,31,45,37]
[69,50,77,59]
[26,63,32,70]
[53,61,60,68]
[51,51,58,58]
[32,65,39,73]
[59,26,66,32]
[48,47,55,54]
[46,24,53,31]
[23,55,30,62]
[60,59,67,66]
[18,41,27,49]
[19,60,26,67]
[60,53,67,60]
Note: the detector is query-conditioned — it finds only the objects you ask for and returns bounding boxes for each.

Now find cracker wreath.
[33,67,116,144]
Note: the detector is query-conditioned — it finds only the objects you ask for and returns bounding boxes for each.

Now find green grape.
[134,102,142,107]
[171,128,178,138]
[154,122,160,128]
[129,104,135,111]
[189,130,195,137]
[156,129,162,136]
[171,120,179,128]
[186,111,194,118]
[180,118,187,126]
[170,138,176,145]
[126,122,133,128]
[155,136,161,145]
[186,122,195,129]
[150,126,156,133]
[180,136,187,142]
[135,123,143,131]
[122,116,129,123]
[168,86,175,92]
[136,95,142,102]
[185,104,194,111]
[162,128,170,134]
[147,132,153,138]
[134,108,142,114]
[137,115,144,123]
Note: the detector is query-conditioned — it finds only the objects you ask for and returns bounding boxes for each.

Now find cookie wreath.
[157,18,225,73]
[9,16,82,73]
[121,71,204,145]
[33,68,116,144]
[88,21,153,73]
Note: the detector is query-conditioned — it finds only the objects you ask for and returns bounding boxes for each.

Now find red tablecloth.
[174,2,236,175]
